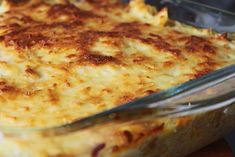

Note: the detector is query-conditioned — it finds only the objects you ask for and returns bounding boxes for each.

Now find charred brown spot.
[194,68,212,78]
[48,89,59,104]
[151,123,164,133]
[47,20,83,29]
[140,37,181,56]
[203,44,216,54]
[0,81,6,85]
[67,54,78,58]
[86,0,123,9]
[198,60,218,67]
[5,0,30,6]
[25,67,39,76]
[4,33,50,49]
[0,81,18,94]
[77,54,118,65]
[24,90,37,97]
[141,37,169,49]
[0,84,17,93]
[1,17,85,49]
[113,22,143,35]
[132,55,150,63]
[181,35,216,54]
[144,90,156,95]
[123,130,133,143]
[163,61,174,68]
[167,48,181,55]
[149,33,163,39]
[91,143,106,157]
[81,86,92,94]
[76,32,99,52]
[112,145,120,152]
[77,30,181,57]
[184,35,207,44]
[20,16,37,24]
[3,23,21,30]
[117,94,135,105]
[47,4,99,20]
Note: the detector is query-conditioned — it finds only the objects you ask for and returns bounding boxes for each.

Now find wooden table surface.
[188,140,232,157]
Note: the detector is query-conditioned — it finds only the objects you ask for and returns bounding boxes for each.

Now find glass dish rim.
[161,0,235,33]
[171,0,235,16]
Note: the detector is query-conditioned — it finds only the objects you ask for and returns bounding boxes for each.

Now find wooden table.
[188,140,232,157]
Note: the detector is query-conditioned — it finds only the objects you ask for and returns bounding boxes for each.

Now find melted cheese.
[0,0,233,128]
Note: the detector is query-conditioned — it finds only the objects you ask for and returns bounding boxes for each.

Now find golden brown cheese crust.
[0,1,234,157]
[0,0,234,128]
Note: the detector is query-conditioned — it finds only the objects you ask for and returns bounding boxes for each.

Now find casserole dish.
[0,0,234,157]
[2,63,235,157]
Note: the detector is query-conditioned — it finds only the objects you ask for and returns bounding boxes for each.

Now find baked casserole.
[0,0,234,156]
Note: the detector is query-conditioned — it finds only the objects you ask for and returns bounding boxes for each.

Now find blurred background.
[145,0,235,12]
[193,0,235,12]
[145,0,235,33]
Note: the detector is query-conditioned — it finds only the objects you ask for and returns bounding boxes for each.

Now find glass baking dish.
[0,1,235,157]
[148,0,235,33]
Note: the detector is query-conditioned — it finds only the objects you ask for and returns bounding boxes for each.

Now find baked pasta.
[0,0,234,157]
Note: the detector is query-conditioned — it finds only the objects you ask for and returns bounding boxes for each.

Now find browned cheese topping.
[0,0,234,127]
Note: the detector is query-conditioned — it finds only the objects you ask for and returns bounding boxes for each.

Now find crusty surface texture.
[0,0,234,128]
[0,0,234,157]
